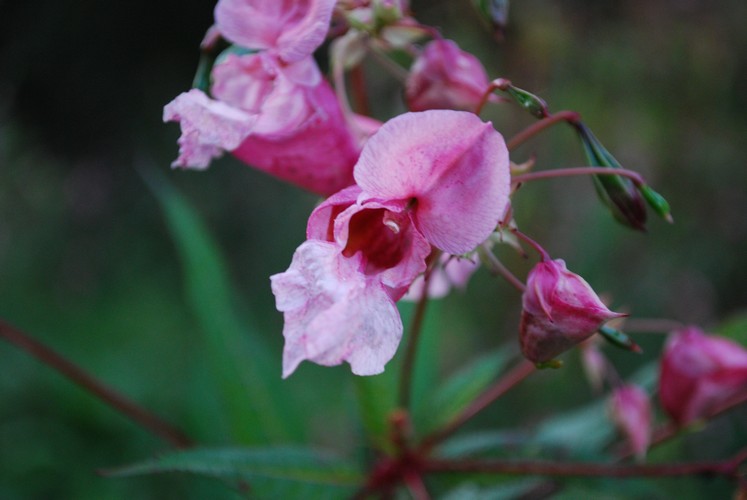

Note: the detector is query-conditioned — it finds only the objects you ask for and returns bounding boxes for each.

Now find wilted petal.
[163,89,256,169]
[659,326,747,425]
[271,241,402,377]
[214,0,336,63]
[354,110,510,254]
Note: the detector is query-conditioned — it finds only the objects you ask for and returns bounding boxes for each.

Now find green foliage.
[107,447,363,499]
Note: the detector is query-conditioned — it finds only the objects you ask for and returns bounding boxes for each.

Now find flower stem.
[424,448,747,478]
[0,318,193,448]
[478,246,526,293]
[507,110,581,151]
[397,253,439,411]
[512,166,647,188]
[418,359,536,452]
[510,229,551,261]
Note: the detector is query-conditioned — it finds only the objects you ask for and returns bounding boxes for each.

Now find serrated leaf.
[106,447,363,499]
[419,349,511,435]
[144,169,297,444]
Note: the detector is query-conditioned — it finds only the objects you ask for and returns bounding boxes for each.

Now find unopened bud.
[519,259,626,364]
[505,84,548,118]
[659,326,747,426]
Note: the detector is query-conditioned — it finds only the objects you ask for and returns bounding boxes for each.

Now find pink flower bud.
[519,259,625,363]
[659,326,747,426]
[609,384,652,461]
[405,39,490,112]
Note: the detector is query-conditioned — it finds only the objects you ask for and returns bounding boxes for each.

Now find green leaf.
[353,370,398,453]
[106,447,363,499]
[419,349,511,436]
[144,169,297,444]
[716,310,747,345]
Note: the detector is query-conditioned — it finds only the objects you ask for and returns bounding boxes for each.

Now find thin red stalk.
[506,110,580,151]
[475,78,511,115]
[424,449,747,478]
[512,166,647,188]
[419,359,536,451]
[349,65,370,116]
[510,229,551,261]
[397,252,439,410]
[403,470,431,500]
[478,246,526,293]
[0,318,193,448]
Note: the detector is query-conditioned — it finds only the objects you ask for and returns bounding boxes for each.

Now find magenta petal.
[214,0,336,63]
[271,241,403,377]
[306,185,361,241]
[163,89,256,169]
[354,110,510,254]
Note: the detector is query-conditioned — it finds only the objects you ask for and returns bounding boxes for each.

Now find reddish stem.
[0,318,193,448]
[424,449,747,478]
[507,110,581,151]
[418,359,536,452]
[511,228,552,261]
[512,166,647,188]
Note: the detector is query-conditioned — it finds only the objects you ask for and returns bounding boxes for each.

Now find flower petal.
[354,110,510,254]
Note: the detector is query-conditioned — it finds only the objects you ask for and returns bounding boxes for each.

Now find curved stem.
[478,246,526,293]
[507,110,581,151]
[510,229,551,261]
[418,359,536,452]
[0,318,193,448]
[512,166,647,188]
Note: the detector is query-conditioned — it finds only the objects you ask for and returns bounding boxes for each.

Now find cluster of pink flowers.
[164,2,747,443]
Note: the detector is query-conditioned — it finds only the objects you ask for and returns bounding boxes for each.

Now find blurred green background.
[2,0,746,498]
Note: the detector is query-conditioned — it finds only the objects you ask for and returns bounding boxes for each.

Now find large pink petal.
[214,0,336,63]
[354,110,510,254]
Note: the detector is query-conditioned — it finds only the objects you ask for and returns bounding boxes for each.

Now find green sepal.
[640,184,673,223]
[505,85,548,118]
[575,122,648,231]
[598,325,642,353]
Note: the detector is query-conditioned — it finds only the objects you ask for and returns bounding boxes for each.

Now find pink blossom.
[273,110,510,376]
[609,384,652,461]
[166,53,359,195]
[519,259,625,364]
[659,326,747,426]
[214,0,337,63]
[354,110,510,255]
[162,89,257,168]
[271,241,402,377]
[405,39,490,112]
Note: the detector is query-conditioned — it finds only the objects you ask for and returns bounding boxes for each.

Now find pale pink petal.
[354,110,510,254]
[214,0,336,63]
[163,89,256,169]
[306,185,361,241]
[270,241,402,377]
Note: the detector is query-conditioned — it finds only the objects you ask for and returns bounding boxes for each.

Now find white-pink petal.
[271,241,403,377]
[163,89,256,169]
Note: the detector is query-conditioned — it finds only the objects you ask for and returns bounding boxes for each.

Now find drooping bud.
[659,326,747,426]
[405,39,490,112]
[471,0,510,40]
[574,122,648,231]
[609,384,652,461]
[519,259,626,364]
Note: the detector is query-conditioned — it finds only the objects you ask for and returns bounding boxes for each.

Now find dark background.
[2,0,746,497]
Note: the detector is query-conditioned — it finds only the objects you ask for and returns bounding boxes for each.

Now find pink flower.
[162,89,257,168]
[214,0,337,63]
[519,259,625,364]
[659,326,747,426]
[165,53,359,195]
[405,39,490,112]
[272,110,511,376]
[609,384,652,461]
